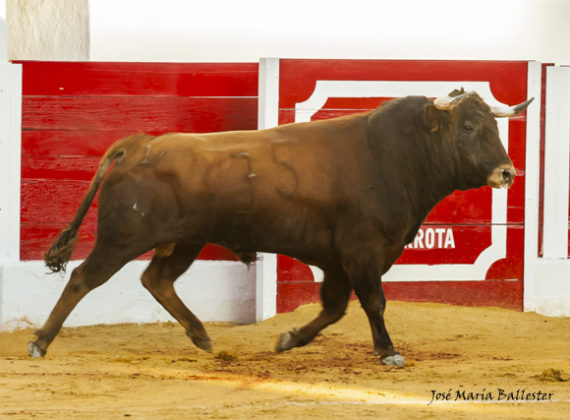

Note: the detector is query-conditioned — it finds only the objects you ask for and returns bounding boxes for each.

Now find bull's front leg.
[354,276,405,366]
[343,252,405,367]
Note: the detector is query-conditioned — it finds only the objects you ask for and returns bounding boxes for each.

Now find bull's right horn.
[491,97,534,118]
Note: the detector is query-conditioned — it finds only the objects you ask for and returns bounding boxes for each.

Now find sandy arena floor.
[0,300,568,419]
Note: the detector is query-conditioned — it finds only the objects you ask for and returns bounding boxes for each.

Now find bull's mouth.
[487,165,516,188]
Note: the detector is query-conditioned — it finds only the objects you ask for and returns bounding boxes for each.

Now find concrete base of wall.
[0,259,256,331]
[527,259,570,317]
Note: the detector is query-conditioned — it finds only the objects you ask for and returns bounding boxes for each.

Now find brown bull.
[28,90,533,366]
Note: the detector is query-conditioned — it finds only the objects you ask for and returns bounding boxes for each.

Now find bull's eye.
[462,124,474,132]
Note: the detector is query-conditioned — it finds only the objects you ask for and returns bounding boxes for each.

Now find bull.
[28,90,533,366]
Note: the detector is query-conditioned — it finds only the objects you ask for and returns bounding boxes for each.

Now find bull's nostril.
[501,168,514,183]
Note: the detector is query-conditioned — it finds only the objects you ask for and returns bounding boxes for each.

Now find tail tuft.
[41,137,132,273]
[235,251,258,266]
[43,227,79,273]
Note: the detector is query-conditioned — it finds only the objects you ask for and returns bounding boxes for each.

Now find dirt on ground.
[0,300,568,419]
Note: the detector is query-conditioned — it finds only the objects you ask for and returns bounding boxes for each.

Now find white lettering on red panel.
[406,228,456,249]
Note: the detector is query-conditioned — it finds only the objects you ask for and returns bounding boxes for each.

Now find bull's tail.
[44,143,127,273]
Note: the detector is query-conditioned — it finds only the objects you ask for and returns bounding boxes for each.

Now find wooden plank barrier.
[18,61,258,261]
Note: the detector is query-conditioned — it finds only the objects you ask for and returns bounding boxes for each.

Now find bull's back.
[152,115,368,208]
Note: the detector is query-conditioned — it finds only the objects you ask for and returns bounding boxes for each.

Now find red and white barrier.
[263,59,536,313]
[0,61,259,329]
[0,57,568,331]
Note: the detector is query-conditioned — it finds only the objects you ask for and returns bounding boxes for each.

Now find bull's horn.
[491,97,534,118]
[433,91,472,110]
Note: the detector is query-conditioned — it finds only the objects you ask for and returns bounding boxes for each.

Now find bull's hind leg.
[276,268,352,352]
[28,241,148,357]
[140,243,212,352]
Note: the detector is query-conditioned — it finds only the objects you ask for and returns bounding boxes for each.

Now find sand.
[0,300,568,419]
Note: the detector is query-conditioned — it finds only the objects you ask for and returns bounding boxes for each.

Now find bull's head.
[428,89,533,190]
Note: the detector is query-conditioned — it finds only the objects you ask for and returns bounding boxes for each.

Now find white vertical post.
[0,22,22,262]
[0,15,22,328]
[256,58,279,321]
[523,61,544,312]
[542,66,570,259]
[525,64,570,316]
[258,58,279,130]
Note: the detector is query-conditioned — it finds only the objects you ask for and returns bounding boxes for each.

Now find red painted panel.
[277,255,314,283]
[21,155,100,182]
[485,225,525,281]
[277,282,330,313]
[21,179,95,224]
[276,59,529,312]
[22,96,257,133]
[18,61,258,97]
[22,130,145,158]
[21,225,95,261]
[277,280,522,313]
[20,61,257,261]
[279,59,528,108]
[383,280,522,310]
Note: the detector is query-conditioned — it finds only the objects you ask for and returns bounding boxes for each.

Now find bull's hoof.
[381,353,405,367]
[276,328,300,353]
[28,341,46,358]
[191,337,212,353]
[275,331,293,352]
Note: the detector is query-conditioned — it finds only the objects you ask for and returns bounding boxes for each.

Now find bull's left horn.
[433,91,472,110]
[491,97,534,118]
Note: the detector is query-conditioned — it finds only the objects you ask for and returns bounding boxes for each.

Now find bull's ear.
[424,103,443,133]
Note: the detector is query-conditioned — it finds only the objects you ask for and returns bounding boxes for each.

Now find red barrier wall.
[17,59,544,314]
[19,61,258,260]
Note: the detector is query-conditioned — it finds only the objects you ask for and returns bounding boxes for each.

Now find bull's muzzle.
[487,164,516,188]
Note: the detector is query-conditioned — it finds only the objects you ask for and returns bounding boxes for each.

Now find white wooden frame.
[0,16,23,328]
[524,64,570,316]
[256,57,279,321]
[295,80,511,283]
